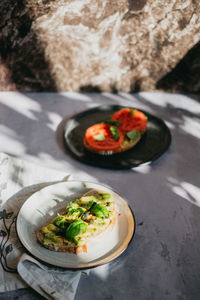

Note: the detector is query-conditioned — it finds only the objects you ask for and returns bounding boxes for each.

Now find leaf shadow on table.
[0,92,200,300]
[70,93,200,300]
[0,91,199,204]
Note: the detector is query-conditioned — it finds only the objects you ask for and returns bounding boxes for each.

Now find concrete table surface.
[0,92,199,300]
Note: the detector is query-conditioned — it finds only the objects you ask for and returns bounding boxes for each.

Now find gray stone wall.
[0,0,200,92]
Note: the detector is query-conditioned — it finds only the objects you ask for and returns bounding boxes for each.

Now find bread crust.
[36,189,117,254]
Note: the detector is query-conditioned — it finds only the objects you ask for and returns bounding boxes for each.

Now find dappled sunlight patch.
[120,92,156,113]
[64,118,80,134]
[0,125,26,155]
[147,121,159,131]
[180,116,200,139]
[140,93,200,114]
[60,92,93,102]
[24,152,98,182]
[93,263,110,280]
[133,163,152,174]
[102,92,128,103]
[119,93,136,102]
[101,92,156,115]
[139,92,167,107]
[168,177,200,207]
[164,121,175,130]
[0,92,41,120]
[47,112,62,131]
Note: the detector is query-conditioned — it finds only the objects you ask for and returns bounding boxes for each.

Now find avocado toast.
[36,189,117,254]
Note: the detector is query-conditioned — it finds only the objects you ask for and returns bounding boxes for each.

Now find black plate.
[63,105,171,169]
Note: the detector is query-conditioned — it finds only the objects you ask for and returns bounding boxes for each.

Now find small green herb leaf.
[93,134,105,141]
[92,204,109,218]
[65,220,87,240]
[126,130,140,141]
[110,126,119,140]
[105,120,120,126]
[130,108,134,117]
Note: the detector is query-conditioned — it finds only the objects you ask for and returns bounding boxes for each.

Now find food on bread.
[36,189,117,254]
[84,124,141,155]
[83,108,147,155]
[84,123,125,154]
[111,108,147,134]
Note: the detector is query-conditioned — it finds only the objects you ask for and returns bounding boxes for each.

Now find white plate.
[16,181,135,269]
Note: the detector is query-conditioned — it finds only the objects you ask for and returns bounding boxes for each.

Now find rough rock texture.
[0,0,200,92]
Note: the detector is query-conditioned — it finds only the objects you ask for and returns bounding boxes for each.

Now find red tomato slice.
[84,123,124,151]
[111,108,147,132]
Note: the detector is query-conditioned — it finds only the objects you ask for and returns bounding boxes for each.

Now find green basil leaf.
[97,193,111,200]
[92,204,109,219]
[130,108,134,117]
[105,120,120,126]
[110,126,119,140]
[93,134,105,141]
[126,130,140,141]
[65,220,87,240]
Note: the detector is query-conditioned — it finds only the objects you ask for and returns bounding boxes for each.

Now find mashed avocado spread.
[41,192,115,247]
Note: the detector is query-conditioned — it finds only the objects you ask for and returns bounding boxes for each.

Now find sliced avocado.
[79,195,97,203]
[46,223,59,232]
[44,232,63,244]
[65,208,85,221]
[41,226,49,234]
[101,193,111,200]
[66,201,79,210]
[67,208,84,216]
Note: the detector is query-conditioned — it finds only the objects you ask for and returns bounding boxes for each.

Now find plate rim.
[16,180,136,269]
[63,104,172,169]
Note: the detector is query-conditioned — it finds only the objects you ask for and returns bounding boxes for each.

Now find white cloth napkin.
[17,254,82,300]
[0,152,84,300]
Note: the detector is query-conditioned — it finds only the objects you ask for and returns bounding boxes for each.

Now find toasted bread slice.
[84,133,142,155]
[36,189,117,254]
